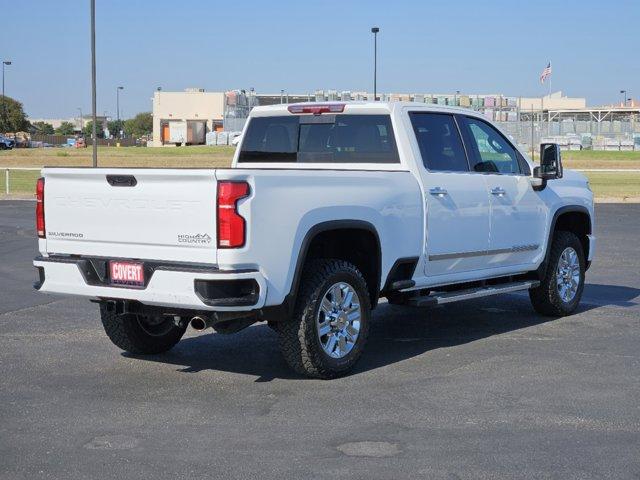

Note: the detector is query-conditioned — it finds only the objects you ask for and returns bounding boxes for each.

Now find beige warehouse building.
[152,89,224,146]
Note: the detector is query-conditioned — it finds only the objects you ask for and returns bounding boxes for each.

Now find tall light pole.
[371,27,379,101]
[620,90,627,107]
[280,89,284,104]
[90,0,97,166]
[116,86,124,123]
[454,90,460,106]
[77,107,83,131]
[2,60,12,131]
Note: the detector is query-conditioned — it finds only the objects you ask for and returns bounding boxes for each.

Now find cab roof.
[249,101,481,117]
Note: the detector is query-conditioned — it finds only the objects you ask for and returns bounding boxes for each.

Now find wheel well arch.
[288,220,382,312]
[539,206,592,277]
[553,208,591,259]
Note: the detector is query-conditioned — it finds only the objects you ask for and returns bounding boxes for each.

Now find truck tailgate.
[42,168,218,264]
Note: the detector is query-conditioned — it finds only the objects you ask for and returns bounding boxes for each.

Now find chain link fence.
[496,118,640,154]
[221,90,640,152]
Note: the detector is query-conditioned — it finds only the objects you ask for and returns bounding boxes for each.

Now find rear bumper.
[33,255,267,312]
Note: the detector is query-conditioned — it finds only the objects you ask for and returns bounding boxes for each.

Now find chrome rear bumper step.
[407,280,540,307]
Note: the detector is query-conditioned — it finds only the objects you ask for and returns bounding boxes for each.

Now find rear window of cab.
[238,114,400,164]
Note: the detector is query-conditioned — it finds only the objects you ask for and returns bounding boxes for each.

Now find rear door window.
[238,114,399,164]
[408,112,469,172]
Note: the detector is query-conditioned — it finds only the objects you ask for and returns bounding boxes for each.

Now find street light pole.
[116,86,124,138]
[116,86,124,123]
[2,60,12,131]
[77,108,83,131]
[371,27,379,101]
[90,0,97,166]
[620,90,627,107]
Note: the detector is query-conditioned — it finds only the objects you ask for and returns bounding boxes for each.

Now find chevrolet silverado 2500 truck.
[33,102,595,378]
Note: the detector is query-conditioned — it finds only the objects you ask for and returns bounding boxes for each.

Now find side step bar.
[406,280,540,307]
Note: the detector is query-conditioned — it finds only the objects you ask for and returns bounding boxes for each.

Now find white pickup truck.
[34,102,595,378]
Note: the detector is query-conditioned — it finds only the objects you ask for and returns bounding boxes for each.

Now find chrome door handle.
[491,187,506,196]
[429,187,448,197]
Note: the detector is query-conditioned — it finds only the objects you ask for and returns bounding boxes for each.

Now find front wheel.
[99,304,187,354]
[529,231,585,316]
[278,259,371,379]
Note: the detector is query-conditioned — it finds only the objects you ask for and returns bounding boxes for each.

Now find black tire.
[0,143,6,150]
[99,304,187,354]
[529,231,585,317]
[278,259,371,379]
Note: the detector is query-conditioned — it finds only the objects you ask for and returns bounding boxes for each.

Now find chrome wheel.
[317,282,361,359]
[556,247,581,303]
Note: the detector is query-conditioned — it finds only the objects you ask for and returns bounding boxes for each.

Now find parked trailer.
[168,121,206,145]
[168,121,187,145]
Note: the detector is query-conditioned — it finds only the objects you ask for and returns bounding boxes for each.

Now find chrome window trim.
[429,244,540,261]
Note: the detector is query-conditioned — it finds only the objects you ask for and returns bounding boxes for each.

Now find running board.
[406,280,540,307]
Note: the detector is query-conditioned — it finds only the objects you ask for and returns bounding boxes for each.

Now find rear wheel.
[99,304,187,354]
[529,231,585,316]
[278,259,371,379]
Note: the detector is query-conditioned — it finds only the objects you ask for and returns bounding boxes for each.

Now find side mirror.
[538,143,563,179]
[531,143,563,191]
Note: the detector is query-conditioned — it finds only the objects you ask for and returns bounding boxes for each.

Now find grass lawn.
[1,146,639,199]
[584,172,640,199]
[0,145,235,169]
[561,150,640,170]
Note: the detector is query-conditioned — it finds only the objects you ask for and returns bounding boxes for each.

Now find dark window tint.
[238,116,298,162]
[238,114,399,164]
[409,113,469,172]
[463,117,521,174]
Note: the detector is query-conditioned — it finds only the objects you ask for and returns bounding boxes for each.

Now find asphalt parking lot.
[1,201,639,479]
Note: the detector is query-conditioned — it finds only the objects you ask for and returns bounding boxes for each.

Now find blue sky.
[2,0,638,118]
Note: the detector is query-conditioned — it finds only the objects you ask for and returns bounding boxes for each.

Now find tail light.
[217,181,249,248]
[36,177,45,238]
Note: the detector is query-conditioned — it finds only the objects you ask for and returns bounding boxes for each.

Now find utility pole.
[90,0,98,166]
[371,27,379,101]
[2,60,12,131]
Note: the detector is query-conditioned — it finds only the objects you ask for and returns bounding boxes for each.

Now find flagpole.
[548,62,552,97]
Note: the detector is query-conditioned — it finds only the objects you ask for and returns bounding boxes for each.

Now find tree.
[107,119,124,138]
[0,95,30,133]
[55,121,76,135]
[83,120,104,138]
[32,121,55,134]
[123,112,153,138]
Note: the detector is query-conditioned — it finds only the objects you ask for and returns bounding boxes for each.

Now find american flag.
[540,62,552,84]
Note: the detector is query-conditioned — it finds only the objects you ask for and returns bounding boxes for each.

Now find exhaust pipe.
[189,316,211,331]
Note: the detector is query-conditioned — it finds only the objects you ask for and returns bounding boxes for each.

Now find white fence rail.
[3,168,41,195]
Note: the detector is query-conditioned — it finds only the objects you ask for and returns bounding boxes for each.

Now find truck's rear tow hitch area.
[98,299,259,335]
